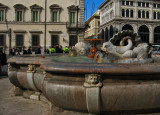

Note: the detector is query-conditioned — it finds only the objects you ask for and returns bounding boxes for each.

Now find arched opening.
[101,29,104,39]
[122,9,125,17]
[109,25,113,39]
[105,27,109,41]
[138,25,149,43]
[154,26,160,44]
[122,24,133,31]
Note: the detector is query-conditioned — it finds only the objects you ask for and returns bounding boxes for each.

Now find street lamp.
[76,6,79,42]
[8,28,12,55]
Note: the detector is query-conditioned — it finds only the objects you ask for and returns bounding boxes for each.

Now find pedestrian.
[9,49,13,55]
[55,44,60,53]
[27,47,32,54]
[46,49,49,54]
[17,48,20,55]
[59,45,63,53]
[12,47,16,56]
[35,46,41,54]
[50,47,56,54]
[63,46,70,53]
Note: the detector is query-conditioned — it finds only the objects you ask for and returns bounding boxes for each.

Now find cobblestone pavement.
[0,77,52,115]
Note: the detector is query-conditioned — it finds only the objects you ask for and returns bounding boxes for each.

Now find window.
[52,11,58,22]
[142,11,145,18]
[16,11,23,22]
[30,4,42,22]
[0,34,5,46]
[130,1,133,6]
[51,35,58,47]
[52,11,57,22]
[32,11,39,22]
[122,1,125,5]
[70,12,75,24]
[158,12,160,19]
[146,11,149,19]
[146,3,149,7]
[16,35,23,47]
[69,35,77,47]
[131,10,133,17]
[122,9,125,17]
[16,34,23,51]
[142,2,145,7]
[14,4,26,22]
[50,4,62,23]
[154,12,157,19]
[126,1,129,5]
[0,10,4,21]
[154,4,157,8]
[32,35,40,51]
[126,9,129,17]
[138,10,141,18]
[138,2,141,7]
[158,4,160,8]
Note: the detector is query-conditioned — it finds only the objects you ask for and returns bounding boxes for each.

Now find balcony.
[66,22,86,29]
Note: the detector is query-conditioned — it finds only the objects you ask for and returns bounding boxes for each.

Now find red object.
[41,56,45,58]
[85,39,104,58]
[88,44,97,58]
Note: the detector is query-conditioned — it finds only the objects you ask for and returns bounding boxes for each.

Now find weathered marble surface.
[7,55,160,114]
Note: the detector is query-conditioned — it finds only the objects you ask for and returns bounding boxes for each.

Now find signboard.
[60,33,66,37]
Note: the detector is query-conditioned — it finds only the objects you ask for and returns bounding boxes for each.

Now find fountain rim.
[7,55,160,75]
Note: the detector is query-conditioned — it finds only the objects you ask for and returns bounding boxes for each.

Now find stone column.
[149,25,154,43]
[150,3,153,20]
[135,1,137,19]
[134,24,138,34]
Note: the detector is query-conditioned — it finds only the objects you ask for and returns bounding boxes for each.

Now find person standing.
[12,48,16,56]
[17,48,20,55]
[63,46,70,53]
[27,47,32,54]
[50,47,56,54]
[55,44,60,53]
[35,46,41,54]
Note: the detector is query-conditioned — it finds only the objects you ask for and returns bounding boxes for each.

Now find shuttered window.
[16,11,23,22]
[0,10,4,21]
[33,11,39,22]
[52,11,57,22]
[70,12,75,24]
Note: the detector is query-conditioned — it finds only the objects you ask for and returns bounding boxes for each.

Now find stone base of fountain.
[7,55,160,114]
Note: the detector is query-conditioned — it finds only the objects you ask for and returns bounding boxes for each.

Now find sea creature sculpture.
[100,30,153,63]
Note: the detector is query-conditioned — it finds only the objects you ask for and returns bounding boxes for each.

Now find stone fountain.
[8,30,160,114]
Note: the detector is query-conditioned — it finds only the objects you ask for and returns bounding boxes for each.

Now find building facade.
[99,0,160,44]
[84,10,100,39]
[0,0,85,54]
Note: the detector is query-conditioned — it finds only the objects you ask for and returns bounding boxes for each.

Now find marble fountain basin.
[8,54,160,114]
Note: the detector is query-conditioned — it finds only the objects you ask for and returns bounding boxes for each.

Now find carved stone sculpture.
[74,42,91,56]
[84,74,102,87]
[27,65,36,73]
[100,30,153,63]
